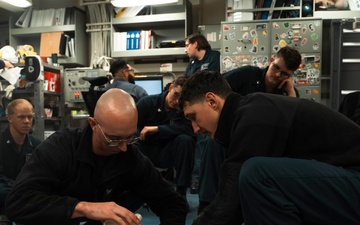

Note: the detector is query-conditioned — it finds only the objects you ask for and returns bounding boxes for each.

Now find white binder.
[15,6,33,28]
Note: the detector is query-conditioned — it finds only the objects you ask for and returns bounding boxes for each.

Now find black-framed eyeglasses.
[94,119,139,147]
[173,89,181,99]
[270,62,292,77]
[125,69,134,74]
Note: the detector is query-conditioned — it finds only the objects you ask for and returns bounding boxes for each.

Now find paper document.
[0,67,22,85]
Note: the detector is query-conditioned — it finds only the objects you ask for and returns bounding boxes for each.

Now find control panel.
[64,68,107,102]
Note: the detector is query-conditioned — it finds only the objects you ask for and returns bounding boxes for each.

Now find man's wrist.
[287,89,296,97]
[72,201,86,218]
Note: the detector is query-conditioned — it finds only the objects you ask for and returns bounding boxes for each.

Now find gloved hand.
[5,84,15,99]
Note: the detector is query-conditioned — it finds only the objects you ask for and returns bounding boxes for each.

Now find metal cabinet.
[0,64,64,141]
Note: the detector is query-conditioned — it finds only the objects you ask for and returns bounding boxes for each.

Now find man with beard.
[105,59,148,102]
[0,99,41,212]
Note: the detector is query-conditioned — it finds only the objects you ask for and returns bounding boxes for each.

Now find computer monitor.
[134,75,163,95]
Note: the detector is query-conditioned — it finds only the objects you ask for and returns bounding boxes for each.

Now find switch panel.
[64,68,106,102]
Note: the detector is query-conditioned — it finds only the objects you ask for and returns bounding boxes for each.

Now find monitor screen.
[134,75,163,95]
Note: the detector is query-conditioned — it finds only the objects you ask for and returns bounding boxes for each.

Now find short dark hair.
[185,33,211,51]
[109,59,129,76]
[275,46,302,71]
[173,75,188,87]
[179,71,232,109]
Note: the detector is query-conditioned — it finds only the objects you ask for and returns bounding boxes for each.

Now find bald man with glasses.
[6,89,188,225]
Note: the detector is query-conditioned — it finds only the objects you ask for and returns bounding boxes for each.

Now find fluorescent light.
[111,0,177,7]
[1,0,32,8]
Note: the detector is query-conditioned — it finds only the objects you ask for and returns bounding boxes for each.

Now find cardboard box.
[39,32,62,57]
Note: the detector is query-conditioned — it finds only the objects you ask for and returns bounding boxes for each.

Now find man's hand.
[4,60,14,69]
[139,126,159,140]
[277,77,296,97]
[0,59,14,70]
[72,201,141,225]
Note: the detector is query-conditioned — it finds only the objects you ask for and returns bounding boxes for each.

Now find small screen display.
[134,76,163,95]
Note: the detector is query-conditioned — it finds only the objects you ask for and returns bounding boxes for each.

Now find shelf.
[110,0,191,61]
[112,48,186,59]
[341,90,360,95]
[313,10,360,19]
[343,43,360,46]
[112,12,186,28]
[226,0,360,21]
[71,114,89,120]
[227,6,301,13]
[44,91,62,96]
[43,64,63,71]
[9,9,88,67]
[343,28,360,33]
[342,59,360,63]
[13,88,34,95]
[11,25,76,36]
[44,117,63,121]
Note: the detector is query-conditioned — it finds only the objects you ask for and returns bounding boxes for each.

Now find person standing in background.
[184,33,220,76]
[184,33,224,214]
